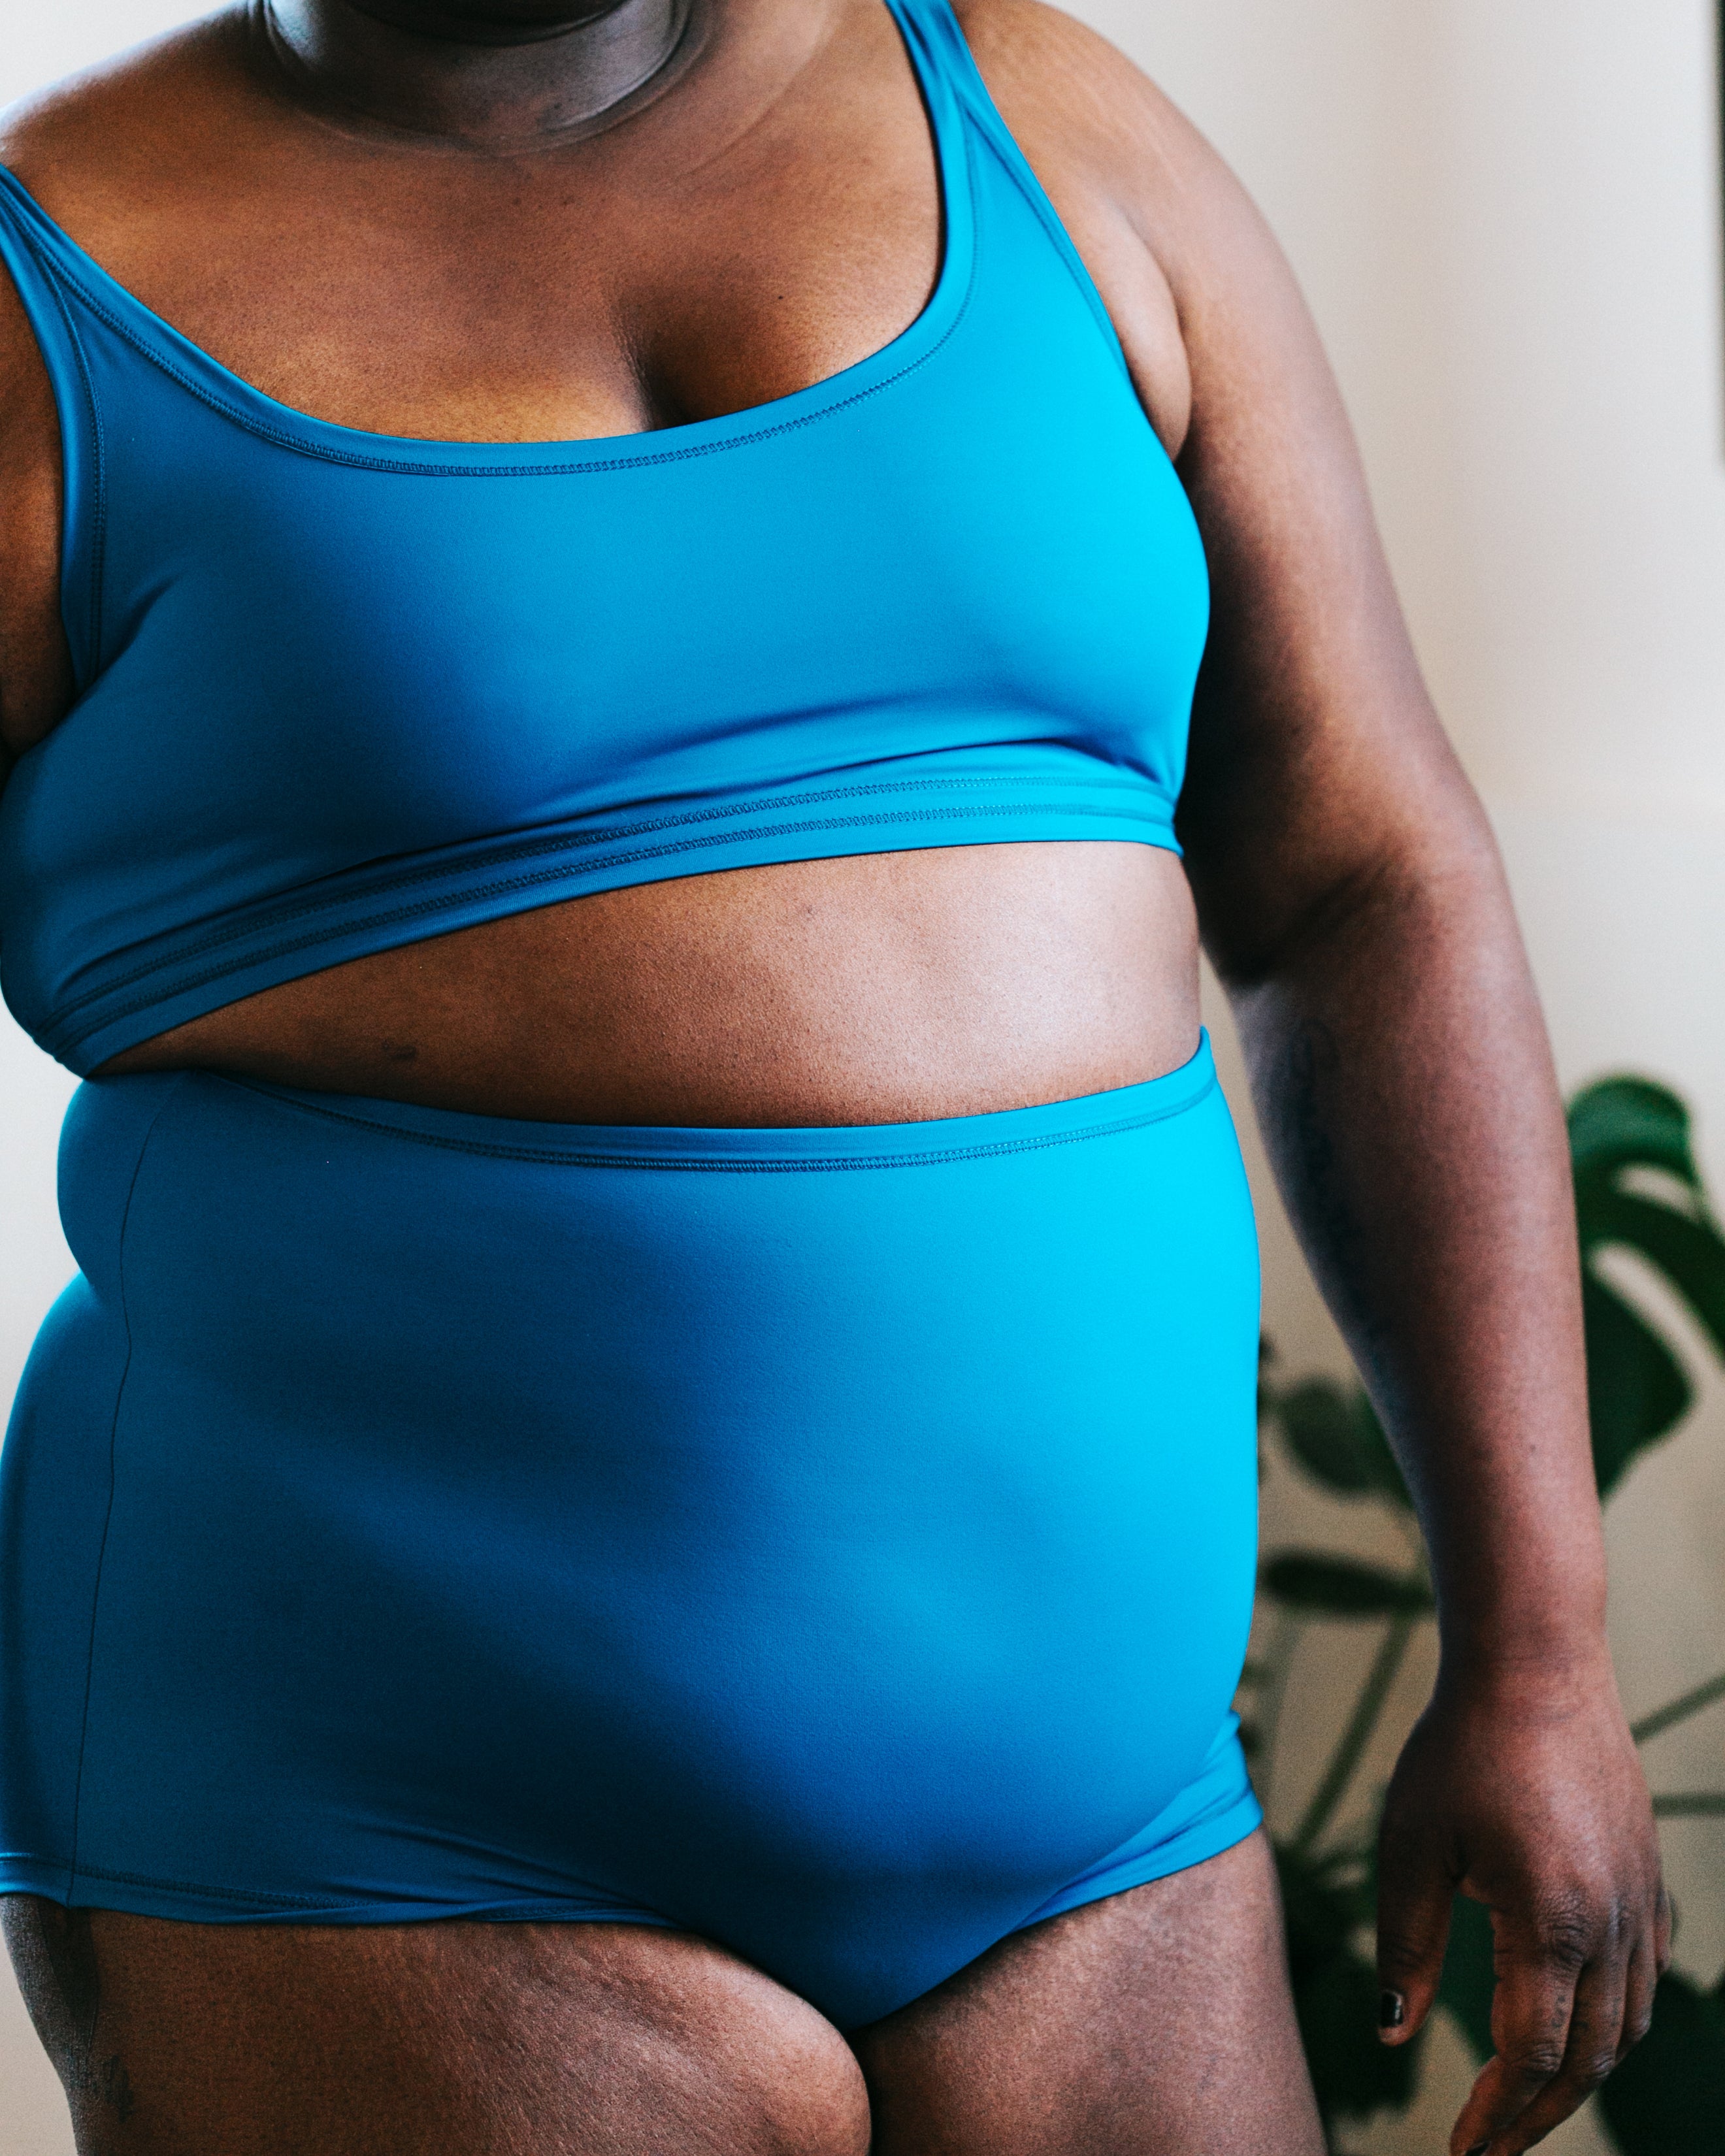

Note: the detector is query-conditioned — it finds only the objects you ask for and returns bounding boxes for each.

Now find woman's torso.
[0,0,1203,1124]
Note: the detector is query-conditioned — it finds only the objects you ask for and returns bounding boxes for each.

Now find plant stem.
[1255,1607,1302,1812]
[1293,1609,1420,1855]
[1651,1792,1725,1818]
[1631,1669,1725,1745]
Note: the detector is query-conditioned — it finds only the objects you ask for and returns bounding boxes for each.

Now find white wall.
[4,5,1724,2153]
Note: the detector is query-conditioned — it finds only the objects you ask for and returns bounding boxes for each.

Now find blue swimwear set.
[0,0,1261,2029]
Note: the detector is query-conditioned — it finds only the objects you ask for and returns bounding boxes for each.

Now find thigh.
[1,1899,870,2156]
[851,1831,1324,2156]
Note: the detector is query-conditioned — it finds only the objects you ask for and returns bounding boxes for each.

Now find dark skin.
[0,1,1667,2150]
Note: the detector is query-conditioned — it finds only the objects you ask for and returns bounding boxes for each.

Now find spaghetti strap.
[884,0,1134,378]
[0,167,91,395]
[0,167,106,685]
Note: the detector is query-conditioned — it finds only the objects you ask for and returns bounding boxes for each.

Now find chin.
[350,0,637,42]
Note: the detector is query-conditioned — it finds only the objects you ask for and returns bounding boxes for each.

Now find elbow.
[1196,778,1511,998]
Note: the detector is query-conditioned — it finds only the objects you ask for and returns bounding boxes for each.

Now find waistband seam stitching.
[218,1068,1217,1168]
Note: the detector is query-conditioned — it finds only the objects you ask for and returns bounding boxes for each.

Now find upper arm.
[961,0,1492,986]
[1148,114,1489,985]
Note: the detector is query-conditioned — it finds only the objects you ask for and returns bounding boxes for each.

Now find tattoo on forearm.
[1280,1016,1382,1354]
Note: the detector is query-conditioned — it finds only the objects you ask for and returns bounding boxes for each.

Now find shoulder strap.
[0,167,106,686]
[883,0,1132,380]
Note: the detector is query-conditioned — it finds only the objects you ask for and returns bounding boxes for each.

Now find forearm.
[1226,819,1607,1682]
[1139,76,1664,2119]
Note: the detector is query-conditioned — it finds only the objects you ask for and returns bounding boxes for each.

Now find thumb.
[1375,1811,1456,2045]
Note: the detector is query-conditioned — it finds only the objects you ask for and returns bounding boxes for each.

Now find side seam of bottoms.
[0,1069,190,1904]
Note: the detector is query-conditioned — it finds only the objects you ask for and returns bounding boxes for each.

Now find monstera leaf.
[1273,1377,1414,1510]
[1260,1554,1432,1618]
[1598,1970,1725,2155]
[1255,1073,1725,2151]
[1437,1890,1497,2064]
[1569,1076,1725,1495]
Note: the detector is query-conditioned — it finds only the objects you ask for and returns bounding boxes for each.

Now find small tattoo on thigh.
[95,2054,135,2123]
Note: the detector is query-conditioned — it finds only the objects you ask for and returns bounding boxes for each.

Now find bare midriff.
[99,843,1202,1126]
[5,0,1206,1128]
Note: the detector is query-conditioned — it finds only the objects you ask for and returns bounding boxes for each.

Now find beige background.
[4,2,1724,2149]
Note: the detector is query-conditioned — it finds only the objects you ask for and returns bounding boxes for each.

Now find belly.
[98,841,1202,1124]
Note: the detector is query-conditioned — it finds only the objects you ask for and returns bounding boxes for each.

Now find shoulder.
[0,9,246,204]
[950,0,1183,139]
[0,9,252,422]
[944,0,1274,453]
[0,17,241,767]
[947,0,1248,285]
[949,0,1319,410]
[950,1,1360,473]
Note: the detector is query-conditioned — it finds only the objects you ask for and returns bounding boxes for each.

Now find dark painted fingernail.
[1466,2145,1490,2155]
[1379,1989,1405,2029]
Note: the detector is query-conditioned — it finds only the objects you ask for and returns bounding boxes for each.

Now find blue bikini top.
[0,0,1208,1077]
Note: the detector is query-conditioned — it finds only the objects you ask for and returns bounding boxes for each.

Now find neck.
[258,0,703,150]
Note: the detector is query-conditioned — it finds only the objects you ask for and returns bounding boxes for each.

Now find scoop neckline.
[0,0,974,473]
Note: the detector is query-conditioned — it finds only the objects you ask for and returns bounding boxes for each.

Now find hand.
[1373,1647,1671,2155]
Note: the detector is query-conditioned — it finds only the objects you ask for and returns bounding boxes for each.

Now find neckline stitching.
[0,60,979,478]
[44,172,978,474]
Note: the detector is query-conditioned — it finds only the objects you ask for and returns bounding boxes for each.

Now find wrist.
[1434,1624,1617,1711]
[1430,1535,1607,1683]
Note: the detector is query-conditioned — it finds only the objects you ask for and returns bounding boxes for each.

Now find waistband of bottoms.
[220,1032,1218,1172]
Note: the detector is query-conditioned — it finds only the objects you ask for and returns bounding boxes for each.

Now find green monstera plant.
[1243,1076,1725,2153]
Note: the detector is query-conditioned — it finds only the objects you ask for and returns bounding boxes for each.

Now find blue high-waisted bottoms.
[0,1034,1260,2029]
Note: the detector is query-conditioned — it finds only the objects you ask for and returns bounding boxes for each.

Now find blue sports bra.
[0,0,1208,1077]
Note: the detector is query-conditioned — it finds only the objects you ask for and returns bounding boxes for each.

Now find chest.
[37,25,945,447]
[0,0,1193,763]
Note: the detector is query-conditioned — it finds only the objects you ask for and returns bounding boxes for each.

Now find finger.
[1617,1932,1657,2063]
[1446,1906,1587,2155]
[1654,1884,1675,1976]
[1475,1947,1630,2155]
[1375,1818,1455,2044]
